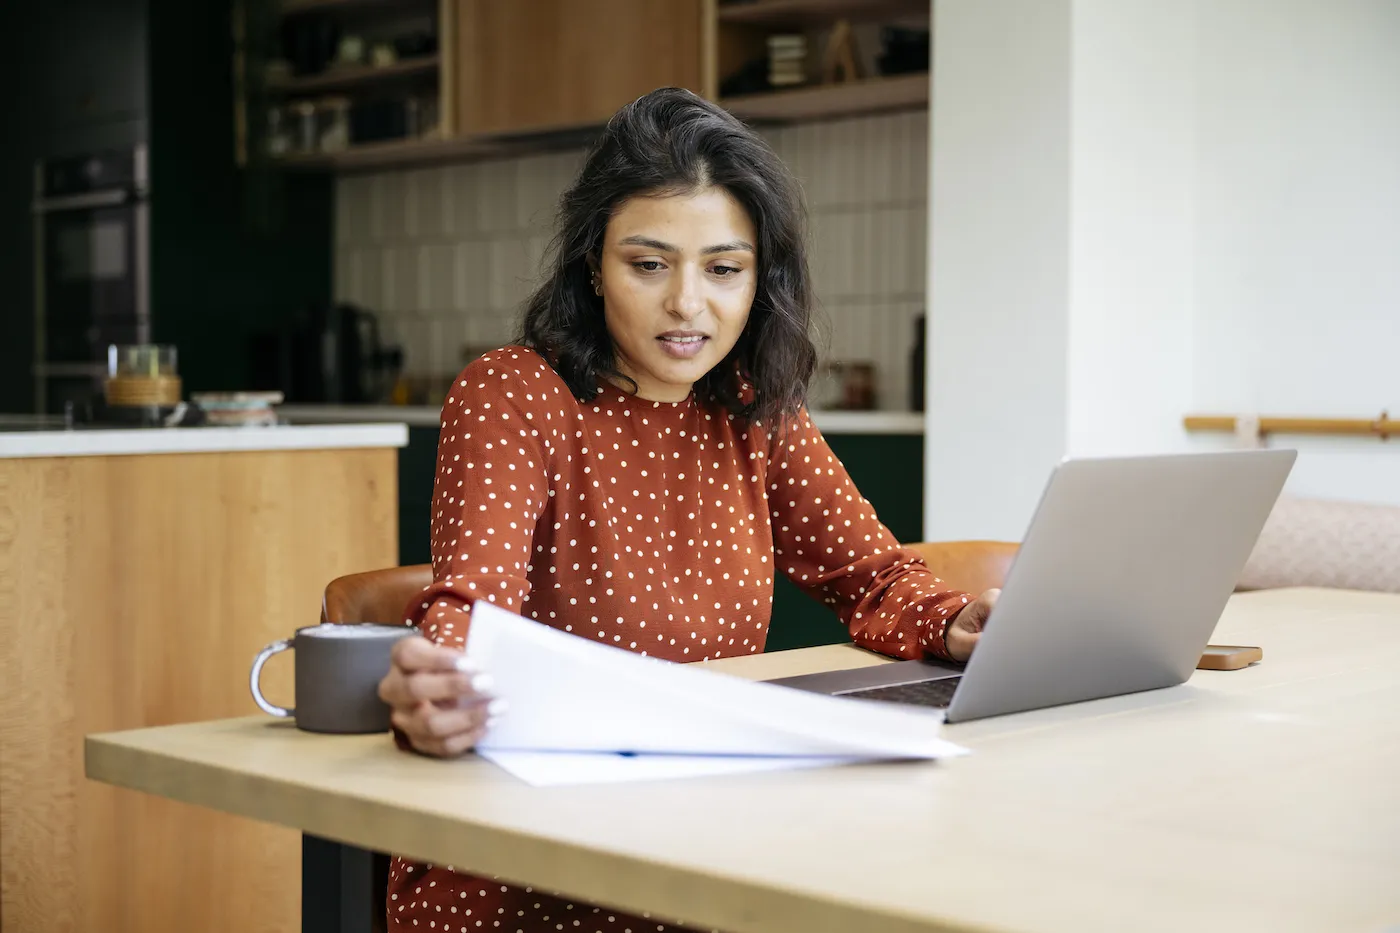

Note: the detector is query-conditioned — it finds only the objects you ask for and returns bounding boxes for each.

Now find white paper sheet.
[465,601,968,785]
[476,749,862,787]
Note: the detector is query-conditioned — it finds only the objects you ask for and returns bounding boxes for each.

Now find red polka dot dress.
[387,346,973,932]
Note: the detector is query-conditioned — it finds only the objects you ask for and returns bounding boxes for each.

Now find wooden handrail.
[1183,411,1396,439]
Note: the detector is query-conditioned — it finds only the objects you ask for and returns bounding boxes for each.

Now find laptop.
[763,449,1297,723]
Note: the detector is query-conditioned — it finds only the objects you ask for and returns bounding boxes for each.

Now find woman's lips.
[657,334,708,359]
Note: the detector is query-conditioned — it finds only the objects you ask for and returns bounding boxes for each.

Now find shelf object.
[266,56,439,95]
[722,71,927,122]
[717,0,929,27]
[1183,412,1397,440]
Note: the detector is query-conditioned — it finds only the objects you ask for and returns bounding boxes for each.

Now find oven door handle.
[32,190,131,213]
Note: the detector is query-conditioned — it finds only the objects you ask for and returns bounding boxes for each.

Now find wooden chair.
[904,540,1020,595]
[321,564,433,625]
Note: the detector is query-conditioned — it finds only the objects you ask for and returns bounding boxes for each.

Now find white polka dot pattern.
[386,346,973,932]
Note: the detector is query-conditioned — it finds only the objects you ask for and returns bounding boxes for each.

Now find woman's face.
[596,186,758,402]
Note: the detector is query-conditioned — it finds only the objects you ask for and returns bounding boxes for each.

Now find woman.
[376,87,998,933]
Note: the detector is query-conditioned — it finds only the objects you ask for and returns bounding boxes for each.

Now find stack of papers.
[466,601,969,786]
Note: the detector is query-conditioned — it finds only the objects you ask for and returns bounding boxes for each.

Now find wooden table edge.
[83,730,994,933]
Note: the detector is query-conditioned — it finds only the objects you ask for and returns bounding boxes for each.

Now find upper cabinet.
[454,0,707,137]
[239,0,929,171]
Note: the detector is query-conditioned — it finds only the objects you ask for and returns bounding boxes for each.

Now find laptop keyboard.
[839,676,961,709]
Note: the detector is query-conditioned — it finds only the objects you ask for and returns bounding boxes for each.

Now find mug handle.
[250,638,294,718]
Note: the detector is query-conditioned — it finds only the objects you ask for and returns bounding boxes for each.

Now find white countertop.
[0,423,409,460]
[275,404,925,435]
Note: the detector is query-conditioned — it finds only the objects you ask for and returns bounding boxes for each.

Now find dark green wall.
[399,426,444,567]
[0,0,331,414]
[765,433,926,651]
[0,0,150,413]
[148,0,332,393]
[395,430,924,653]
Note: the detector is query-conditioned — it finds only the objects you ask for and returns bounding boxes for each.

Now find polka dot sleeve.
[403,358,552,649]
[765,409,973,662]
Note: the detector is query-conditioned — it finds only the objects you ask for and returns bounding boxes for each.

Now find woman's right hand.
[377,635,504,758]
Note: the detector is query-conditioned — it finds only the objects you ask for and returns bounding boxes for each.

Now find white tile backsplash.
[406,167,452,239]
[384,246,419,314]
[369,174,409,243]
[334,109,929,409]
[420,243,456,311]
[451,241,491,312]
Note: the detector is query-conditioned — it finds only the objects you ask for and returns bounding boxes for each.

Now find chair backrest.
[320,564,434,625]
[905,540,1020,596]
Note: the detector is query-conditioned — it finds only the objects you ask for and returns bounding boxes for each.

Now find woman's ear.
[585,254,602,297]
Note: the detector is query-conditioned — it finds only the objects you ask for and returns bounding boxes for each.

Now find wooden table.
[85,588,1400,933]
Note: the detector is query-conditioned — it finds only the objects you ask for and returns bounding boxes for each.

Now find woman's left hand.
[945,589,1000,662]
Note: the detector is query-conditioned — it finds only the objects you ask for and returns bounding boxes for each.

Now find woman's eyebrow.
[701,240,755,255]
[617,235,755,255]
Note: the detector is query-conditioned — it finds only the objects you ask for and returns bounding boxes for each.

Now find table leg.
[302,833,383,933]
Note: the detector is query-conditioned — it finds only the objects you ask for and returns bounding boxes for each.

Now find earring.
[591,272,602,296]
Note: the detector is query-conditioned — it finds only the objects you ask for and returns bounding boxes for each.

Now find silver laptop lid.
[945,449,1296,723]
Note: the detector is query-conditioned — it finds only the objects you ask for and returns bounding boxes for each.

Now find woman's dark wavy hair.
[518,86,819,427]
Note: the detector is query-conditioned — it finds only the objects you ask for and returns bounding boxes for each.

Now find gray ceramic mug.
[249,623,414,734]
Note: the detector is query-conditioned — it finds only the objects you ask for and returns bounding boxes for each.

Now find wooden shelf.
[273,127,592,172]
[722,71,927,122]
[718,0,929,27]
[272,72,929,172]
[280,0,434,14]
[275,136,488,171]
[267,56,438,94]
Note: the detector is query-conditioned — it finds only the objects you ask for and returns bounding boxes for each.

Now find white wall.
[927,0,1400,542]
[925,0,1073,541]
[1190,0,1400,503]
[1067,0,1196,458]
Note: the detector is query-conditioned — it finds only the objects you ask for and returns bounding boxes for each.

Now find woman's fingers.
[391,634,478,674]
[379,635,492,708]
[428,723,493,759]
[394,697,508,757]
[378,635,508,758]
[381,668,493,707]
[401,696,503,738]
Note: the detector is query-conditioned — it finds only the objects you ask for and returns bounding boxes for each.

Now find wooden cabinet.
[0,443,400,933]
[452,0,708,136]
[260,0,930,170]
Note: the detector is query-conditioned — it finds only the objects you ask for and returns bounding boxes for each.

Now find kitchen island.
[0,422,406,933]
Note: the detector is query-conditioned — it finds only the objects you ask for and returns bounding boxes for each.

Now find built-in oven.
[32,145,150,415]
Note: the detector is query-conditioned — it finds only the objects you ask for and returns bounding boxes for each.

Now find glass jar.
[105,344,181,407]
[108,344,178,379]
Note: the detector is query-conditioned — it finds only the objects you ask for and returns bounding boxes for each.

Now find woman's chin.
[632,356,711,399]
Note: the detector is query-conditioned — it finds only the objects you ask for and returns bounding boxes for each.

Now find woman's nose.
[665,266,705,319]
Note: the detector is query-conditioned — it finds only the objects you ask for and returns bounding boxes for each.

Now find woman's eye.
[631,261,665,273]
[711,265,741,277]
